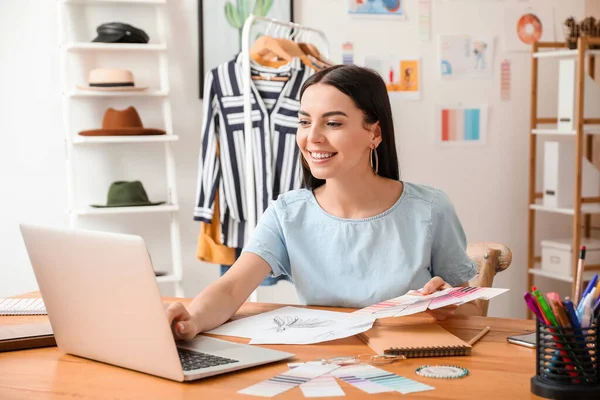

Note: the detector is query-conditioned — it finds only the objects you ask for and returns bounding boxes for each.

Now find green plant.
[225,0,274,30]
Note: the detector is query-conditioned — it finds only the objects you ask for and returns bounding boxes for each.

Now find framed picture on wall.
[348,0,406,18]
[198,0,294,99]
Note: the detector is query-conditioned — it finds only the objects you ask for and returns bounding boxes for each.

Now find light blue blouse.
[243,182,477,308]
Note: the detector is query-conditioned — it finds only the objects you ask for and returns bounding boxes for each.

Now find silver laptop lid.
[20,224,184,382]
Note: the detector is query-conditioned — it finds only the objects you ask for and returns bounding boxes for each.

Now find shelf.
[66,43,166,52]
[532,49,600,59]
[73,135,178,144]
[532,127,600,136]
[69,90,168,98]
[64,0,165,3]
[528,268,598,283]
[157,274,181,284]
[74,204,179,215]
[530,203,600,215]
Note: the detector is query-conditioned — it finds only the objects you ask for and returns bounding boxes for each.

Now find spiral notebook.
[0,298,47,316]
[358,319,472,358]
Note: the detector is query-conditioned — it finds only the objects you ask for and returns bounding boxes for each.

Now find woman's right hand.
[165,302,200,341]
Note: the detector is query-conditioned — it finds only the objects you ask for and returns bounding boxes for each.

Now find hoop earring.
[370,147,379,175]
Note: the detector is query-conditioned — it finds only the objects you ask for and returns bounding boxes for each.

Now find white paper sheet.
[207,306,375,345]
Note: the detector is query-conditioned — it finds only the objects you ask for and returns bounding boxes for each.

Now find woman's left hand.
[420,276,457,321]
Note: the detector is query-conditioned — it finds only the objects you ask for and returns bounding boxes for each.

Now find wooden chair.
[454,242,512,317]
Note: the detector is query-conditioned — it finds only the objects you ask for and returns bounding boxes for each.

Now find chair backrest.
[462,242,512,316]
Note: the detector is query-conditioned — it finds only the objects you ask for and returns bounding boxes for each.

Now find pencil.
[468,326,491,346]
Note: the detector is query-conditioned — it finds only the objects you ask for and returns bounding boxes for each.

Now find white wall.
[0,0,588,318]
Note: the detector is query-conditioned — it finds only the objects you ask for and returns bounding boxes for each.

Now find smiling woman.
[166,65,478,341]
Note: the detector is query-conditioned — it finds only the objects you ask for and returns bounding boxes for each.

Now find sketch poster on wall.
[364,56,421,100]
[348,0,406,18]
[435,104,488,146]
[503,6,555,52]
[438,35,494,79]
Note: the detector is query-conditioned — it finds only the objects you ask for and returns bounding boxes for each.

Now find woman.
[168,65,477,341]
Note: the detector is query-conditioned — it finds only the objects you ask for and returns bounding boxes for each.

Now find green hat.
[91,181,165,208]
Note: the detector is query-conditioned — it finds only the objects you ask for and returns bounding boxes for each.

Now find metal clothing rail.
[240,15,329,301]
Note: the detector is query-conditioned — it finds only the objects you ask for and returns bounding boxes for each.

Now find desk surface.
[0,295,538,399]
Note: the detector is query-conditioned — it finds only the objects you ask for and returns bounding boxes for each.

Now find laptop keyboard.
[177,347,239,371]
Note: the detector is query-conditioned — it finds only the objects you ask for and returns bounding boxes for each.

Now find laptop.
[19,224,294,382]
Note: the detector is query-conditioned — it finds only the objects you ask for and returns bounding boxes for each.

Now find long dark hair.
[298,64,400,189]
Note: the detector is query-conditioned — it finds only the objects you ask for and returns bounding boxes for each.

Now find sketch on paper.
[206,306,375,345]
[271,316,336,332]
[364,56,421,100]
[439,35,495,79]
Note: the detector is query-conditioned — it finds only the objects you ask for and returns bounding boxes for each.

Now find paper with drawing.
[207,306,375,345]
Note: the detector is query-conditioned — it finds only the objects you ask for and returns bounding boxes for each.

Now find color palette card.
[289,361,345,397]
[355,287,508,318]
[332,364,434,395]
[239,363,340,398]
[331,365,395,394]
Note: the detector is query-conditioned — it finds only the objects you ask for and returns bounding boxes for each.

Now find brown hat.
[77,68,147,91]
[78,106,166,136]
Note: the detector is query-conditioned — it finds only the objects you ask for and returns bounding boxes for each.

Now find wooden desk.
[0,296,537,399]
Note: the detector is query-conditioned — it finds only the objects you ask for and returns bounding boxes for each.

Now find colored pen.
[574,246,586,305]
[564,297,581,328]
[524,292,545,321]
[581,288,596,328]
[578,274,598,316]
[532,286,559,326]
[547,293,571,328]
[565,297,594,379]
[581,274,598,302]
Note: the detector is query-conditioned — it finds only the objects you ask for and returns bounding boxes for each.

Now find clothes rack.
[240,15,330,301]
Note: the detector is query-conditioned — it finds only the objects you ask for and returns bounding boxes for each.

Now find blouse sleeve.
[242,201,291,278]
[429,190,477,286]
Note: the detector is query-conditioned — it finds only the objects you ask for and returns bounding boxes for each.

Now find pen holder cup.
[531,316,600,399]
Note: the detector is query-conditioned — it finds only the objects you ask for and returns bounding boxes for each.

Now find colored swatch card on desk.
[331,366,395,394]
[288,362,345,397]
[332,364,434,395]
[238,363,340,398]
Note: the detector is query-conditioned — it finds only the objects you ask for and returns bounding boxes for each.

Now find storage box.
[543,140,600,209]
[541,238,600,276]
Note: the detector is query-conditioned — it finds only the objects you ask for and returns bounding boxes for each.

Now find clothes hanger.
[297,30,332,68]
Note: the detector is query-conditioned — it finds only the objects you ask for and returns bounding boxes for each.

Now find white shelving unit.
[58,0,183,296]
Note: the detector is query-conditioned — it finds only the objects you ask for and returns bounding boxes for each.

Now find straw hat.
[77,68,147,91]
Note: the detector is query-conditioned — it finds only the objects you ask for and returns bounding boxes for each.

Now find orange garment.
[196,190,236,265]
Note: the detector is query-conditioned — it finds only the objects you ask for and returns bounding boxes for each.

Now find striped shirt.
[195,55,313,248]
